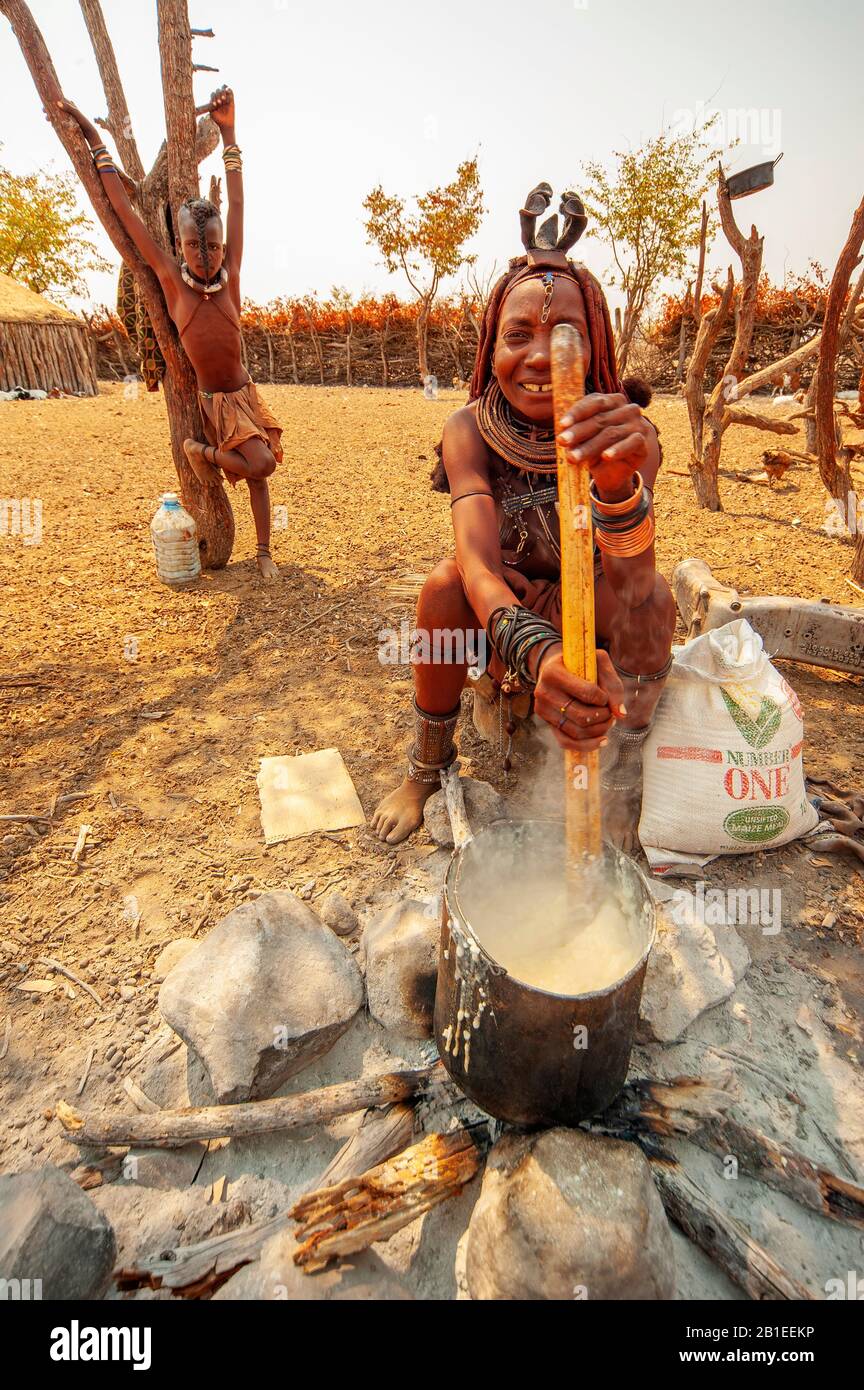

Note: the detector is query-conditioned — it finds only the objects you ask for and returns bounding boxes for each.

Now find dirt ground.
[1,386,863,1268]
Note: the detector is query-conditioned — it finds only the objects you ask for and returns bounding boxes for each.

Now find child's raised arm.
[208,86,243,272]
[57,99,176,288]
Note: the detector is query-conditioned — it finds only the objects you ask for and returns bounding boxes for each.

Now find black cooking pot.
[434,821,655,1127]
[725,153,783,200]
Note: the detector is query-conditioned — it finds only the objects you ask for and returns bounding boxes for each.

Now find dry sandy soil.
[1,385,863,1297]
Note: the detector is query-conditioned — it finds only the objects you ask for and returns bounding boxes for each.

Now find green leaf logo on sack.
[720,686,782,749]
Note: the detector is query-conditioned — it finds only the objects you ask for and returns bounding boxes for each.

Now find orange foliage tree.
[363,159,484,381]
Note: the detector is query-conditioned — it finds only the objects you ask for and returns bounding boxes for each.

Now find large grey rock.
[153,937,198,981]
[0,1166,116,1300]
[213,1226,413,1300]
[423,777,507,849]
[159,890,364,1103]
[466,1128,675,1301]
[360,897,439,1038]
[639,890,751,1044]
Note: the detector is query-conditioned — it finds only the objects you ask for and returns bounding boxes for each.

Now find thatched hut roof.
[0,273,97,395]
[0,272,78,323]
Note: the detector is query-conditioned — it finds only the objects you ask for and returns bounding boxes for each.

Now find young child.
[59,87,282,580]
[371,184,676,851]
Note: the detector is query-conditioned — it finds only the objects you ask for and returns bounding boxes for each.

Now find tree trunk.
[684,269,734,466]
[156,0,199,228]
[616,294,639,376]
[675,288,689,384]
[83,0,230,568]
[153,0,232,568]
[688,171,763,510]
[78,0,145,181]
[692,423,723,510]
[692,200,708,327]
[2,0,234,567]
[815,195,864,500]
[417,299,432,381]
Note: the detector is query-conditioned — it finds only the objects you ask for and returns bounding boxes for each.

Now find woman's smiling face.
[492,276,591,424]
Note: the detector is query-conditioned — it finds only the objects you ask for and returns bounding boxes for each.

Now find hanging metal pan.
[726,153,783,200]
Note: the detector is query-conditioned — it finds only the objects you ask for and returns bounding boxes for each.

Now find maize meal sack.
[638,619,818,856]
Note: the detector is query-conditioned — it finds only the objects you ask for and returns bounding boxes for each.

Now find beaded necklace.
[475,379,559,475]
[180,263,228,295]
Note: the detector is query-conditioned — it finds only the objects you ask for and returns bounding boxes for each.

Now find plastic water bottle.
[150,492,200,585]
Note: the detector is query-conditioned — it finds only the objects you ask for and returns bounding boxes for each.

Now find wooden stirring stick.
[550,323,604,902]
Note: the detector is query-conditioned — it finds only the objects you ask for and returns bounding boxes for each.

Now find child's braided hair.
[178,197,221,280]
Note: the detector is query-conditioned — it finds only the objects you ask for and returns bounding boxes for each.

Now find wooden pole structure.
[550,323,603,898]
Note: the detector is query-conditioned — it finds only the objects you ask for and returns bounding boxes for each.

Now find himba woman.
[371,184,676,851]
[58,87,282,579]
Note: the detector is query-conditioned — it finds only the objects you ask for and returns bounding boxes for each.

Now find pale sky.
[3,0,862,314]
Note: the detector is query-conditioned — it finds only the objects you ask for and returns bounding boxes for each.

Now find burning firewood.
[291,1125,490,1273]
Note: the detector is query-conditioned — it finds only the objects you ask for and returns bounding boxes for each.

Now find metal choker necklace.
[475,379,558,474]
[180,263,228,294]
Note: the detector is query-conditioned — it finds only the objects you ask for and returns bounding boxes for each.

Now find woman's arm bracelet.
[93,146,117,174]
[487,605,562,689]
[590,471,655,557]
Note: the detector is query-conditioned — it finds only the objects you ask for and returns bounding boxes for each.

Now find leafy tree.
[0,154,111,302]
[363,157,484,380]
[581,126,717,374]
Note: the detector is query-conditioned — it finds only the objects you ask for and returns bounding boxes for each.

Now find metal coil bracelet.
[590,472,655,558]
[487,605,561,689]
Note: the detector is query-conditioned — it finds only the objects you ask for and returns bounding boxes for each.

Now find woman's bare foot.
[256,552,279,581]
[183,438,221,487]
[371,777,438,844]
